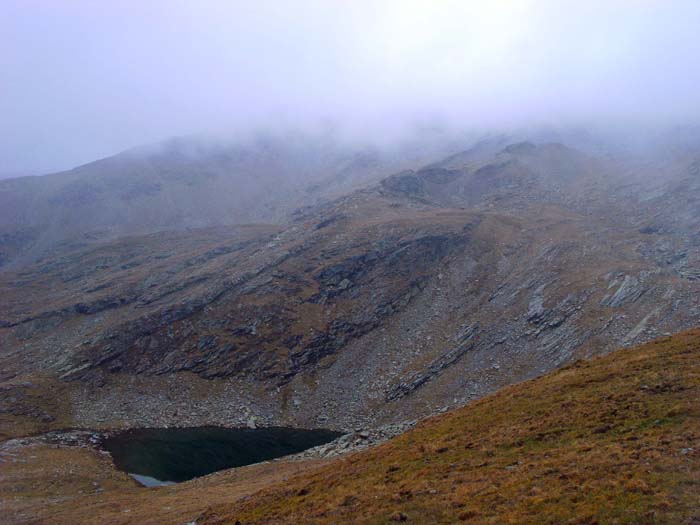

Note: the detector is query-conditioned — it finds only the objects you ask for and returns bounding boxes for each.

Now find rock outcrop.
[2,141,700,435]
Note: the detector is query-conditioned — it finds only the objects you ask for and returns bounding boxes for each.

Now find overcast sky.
[2,1,700,174]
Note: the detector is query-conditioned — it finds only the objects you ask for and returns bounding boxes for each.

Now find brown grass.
[3,329,699,524]
[202,329,700,524]
[1,443,332,525]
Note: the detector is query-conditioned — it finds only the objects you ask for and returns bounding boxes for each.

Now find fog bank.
[2,1,699,173]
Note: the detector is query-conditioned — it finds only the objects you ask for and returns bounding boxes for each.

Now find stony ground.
[2,142,700,439]
[2,330,698,524]
[204,329,700,524]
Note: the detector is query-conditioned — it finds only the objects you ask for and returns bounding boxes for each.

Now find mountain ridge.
[2,140,700,438]
[0,133,466,269]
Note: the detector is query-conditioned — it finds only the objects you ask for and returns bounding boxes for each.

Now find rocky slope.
[3,329,699,524]
[0,132,459,269]
[1,141,700,437]
[203,329,700,525]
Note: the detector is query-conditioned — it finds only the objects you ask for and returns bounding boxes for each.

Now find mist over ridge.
[2,1,700,173]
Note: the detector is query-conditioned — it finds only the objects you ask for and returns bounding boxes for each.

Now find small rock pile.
[292,420,417,459]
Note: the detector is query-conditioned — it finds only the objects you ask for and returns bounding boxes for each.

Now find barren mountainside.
[0,133,460,269]
[1,140,700,438]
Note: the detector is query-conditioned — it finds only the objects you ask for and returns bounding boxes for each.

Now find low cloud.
[2,1,699,173]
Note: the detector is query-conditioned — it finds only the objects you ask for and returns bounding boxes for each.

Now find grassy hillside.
[3,330,699,524]
[201,329,700,524]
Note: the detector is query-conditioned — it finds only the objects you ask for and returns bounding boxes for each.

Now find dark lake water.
[101,426,341,486]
